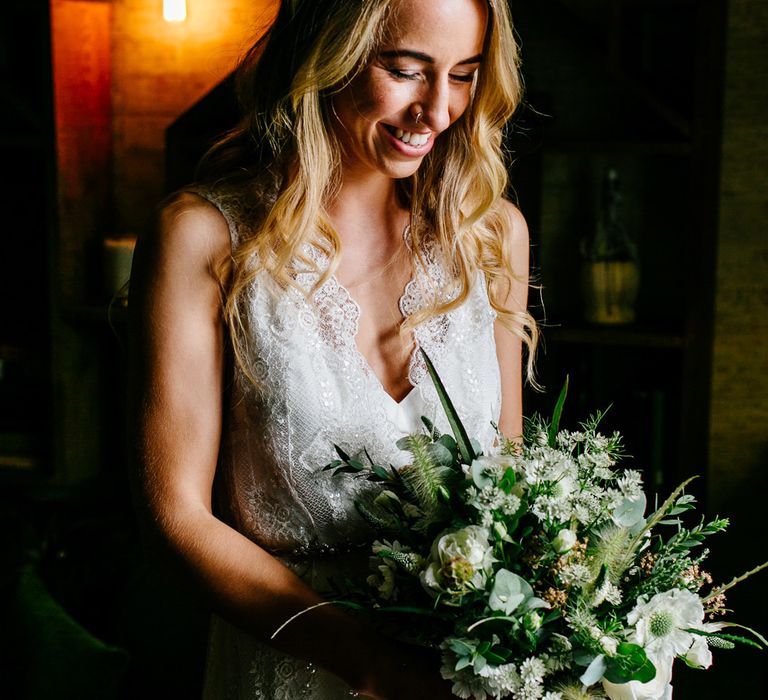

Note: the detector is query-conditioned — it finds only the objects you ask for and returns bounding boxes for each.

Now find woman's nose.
[419,78,452,133]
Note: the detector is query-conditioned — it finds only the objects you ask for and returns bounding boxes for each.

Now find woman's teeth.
[393,128,429,147]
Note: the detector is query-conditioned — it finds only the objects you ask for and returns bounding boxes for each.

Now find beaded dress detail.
[196,186,503,699]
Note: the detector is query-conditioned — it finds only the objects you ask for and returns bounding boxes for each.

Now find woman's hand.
[355,639,457,700]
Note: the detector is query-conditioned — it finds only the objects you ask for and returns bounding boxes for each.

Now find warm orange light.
[163,0,187,22]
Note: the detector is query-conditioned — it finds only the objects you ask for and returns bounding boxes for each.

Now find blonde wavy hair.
[198,0,538,384]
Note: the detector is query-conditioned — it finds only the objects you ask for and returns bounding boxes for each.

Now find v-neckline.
[303,223,450,407]
[330,265,420,407]
[327,222,423,406]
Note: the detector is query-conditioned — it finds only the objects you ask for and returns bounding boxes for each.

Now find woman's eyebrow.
[378,49,483,65]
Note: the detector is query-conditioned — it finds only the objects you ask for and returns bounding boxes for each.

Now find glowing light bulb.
[163,0,187,22]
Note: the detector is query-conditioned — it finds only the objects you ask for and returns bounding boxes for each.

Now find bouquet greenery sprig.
[323,352,768,700]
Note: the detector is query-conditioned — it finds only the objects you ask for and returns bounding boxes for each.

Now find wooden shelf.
[0,454,40,470]
[0,345,28,362]
[0,431,43,471]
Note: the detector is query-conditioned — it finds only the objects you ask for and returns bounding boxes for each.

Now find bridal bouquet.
[323,352,767,700]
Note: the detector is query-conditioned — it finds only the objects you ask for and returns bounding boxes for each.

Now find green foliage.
[548,376,569,447]
[397,434,456,518]
[603,643,656,684]
[420,349,476,464]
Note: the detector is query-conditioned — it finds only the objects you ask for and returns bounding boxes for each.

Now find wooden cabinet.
[512,0,726,492]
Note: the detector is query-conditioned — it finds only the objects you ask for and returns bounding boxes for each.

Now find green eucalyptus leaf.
[471,460,494,489]
[579,655,607,686]
[396,436,412,451]
[450,639,474,656]
[488,569,533,615]
[455,657,472,671]
[428,442,454,466]
[437,434,457,453]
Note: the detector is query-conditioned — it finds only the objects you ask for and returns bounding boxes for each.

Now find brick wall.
[111,0,277,235]
[709,1,768,503]
[704,0,768,694]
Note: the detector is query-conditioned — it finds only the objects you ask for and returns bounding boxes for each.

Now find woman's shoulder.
[495,198,529,244]
[129,191,231,331]
[490,198,530,271]
[190,179,274,247]
[153,189,233,267]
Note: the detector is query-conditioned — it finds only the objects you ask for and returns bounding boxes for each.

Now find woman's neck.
[327,174,409,258]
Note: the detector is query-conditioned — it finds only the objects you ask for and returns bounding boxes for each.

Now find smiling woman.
[329,0,486,181]
[128,0,537,698]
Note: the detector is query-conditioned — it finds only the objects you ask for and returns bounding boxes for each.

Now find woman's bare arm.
[493,200,531,440]
[128,193,454,699]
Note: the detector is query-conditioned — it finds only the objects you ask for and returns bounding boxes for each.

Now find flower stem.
[704,559,768,601]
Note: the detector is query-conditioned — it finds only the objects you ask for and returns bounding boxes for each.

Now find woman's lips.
[380,123,434,156]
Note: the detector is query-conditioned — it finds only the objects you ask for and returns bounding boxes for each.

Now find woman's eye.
[450,73,476,84]
[388,68,419,81]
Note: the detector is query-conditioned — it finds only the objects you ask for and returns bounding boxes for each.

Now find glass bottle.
[580,167,640,324]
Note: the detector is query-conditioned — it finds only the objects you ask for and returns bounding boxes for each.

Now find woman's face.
[331,0,488,182]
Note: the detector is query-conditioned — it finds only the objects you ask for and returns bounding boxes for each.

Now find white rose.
[437,526,493,570]
[552,528,577,553]
[602,651,673,700]
[420,525,494,596]
[421,562,443,594]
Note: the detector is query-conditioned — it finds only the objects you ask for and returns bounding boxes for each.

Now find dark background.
[1,0,766,698]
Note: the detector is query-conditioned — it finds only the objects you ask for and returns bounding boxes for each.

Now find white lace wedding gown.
[195,186,503,699]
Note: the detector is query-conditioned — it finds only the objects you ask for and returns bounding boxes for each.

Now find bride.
[129,0,537,697]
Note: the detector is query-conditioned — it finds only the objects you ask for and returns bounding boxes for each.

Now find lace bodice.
[195,185,503,698]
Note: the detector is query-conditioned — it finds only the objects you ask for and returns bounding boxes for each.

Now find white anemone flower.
[628,589,705,657]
